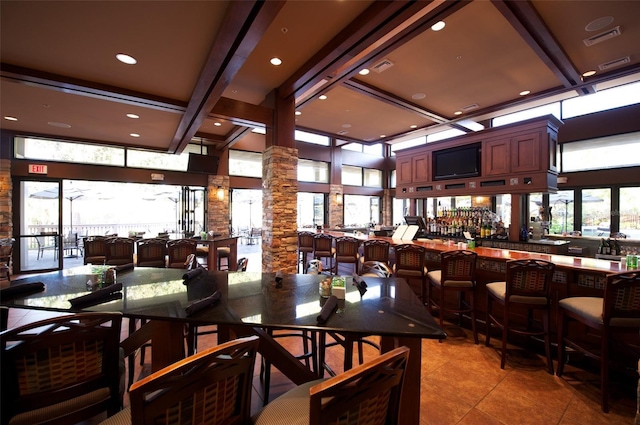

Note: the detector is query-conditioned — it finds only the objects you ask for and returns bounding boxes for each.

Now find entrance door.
[179,186,207,236]
[14,179,63,273]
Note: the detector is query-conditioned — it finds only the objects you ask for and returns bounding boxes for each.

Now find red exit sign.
[28,164,48,174]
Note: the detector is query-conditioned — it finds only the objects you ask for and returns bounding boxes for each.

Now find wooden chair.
[136,238,167,267]
[360,239,390,268]
[166,238,197,268]
[393,244,428,303]
[101,336,259,425]
[333,236,360,275]
[557,270,640,412]
[105,237,135,266]
[427,249,479,343]
[84,235,109,264]
[298,231,315,273]
[313,233,335,274]
[0,237,14,280]
[485,258,556,374]
[252,345,410,425]
[1,312,124,425]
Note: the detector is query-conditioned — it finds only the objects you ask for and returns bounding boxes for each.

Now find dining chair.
[166,238,197,268]
[105,237,135,266]
[298,231,315,273]
[393,244,428,303]
[360,260,392,277]
[313,233,335,274]
[136,238,167,267]
[35,234,57,260]
[84,235,109,264]
[252,345,410,425]
[557,270,640,412]
[333,236,361,275]
[485,258,556,374]
[1,312,124,425]
[101,336,259,425]
[427,249,479,343]
[360,239,390,268]
[0,237,14,280]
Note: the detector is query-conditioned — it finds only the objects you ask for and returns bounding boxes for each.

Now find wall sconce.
[216,186,225,201]
[336,193,343,205]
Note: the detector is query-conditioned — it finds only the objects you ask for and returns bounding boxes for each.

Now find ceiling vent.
[337,130,349,135]
[371,59,394,73]
[460,103,479,112]
[599,56,631,71]
[583,26,621,46]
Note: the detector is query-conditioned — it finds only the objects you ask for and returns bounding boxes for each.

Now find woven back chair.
[105,237,135,266]
[486,259,555,374]
[252,346,409,425]
[361,239,390,266]
[136,238,168,268]
[557,270,640,412]
[313,234,335,274]
[1,312,123,425]
[84,236,109,264]
[298,231,315,273]
[166,239,197,268]
[334,236,360,275]
[393,244,428,303]
[427,249,479,343]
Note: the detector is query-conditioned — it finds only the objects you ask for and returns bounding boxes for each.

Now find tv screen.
[404,215,428,229]
[187,153,219,174]
[432,143,481,181]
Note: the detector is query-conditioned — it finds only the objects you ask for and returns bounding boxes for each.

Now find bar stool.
[427,249,479,343]
[360,239,390,269]
[313,233,334,273]
[557,270,640,412]
[297,231,315,273]
[393,244,428,303]
[485,258,555,374]
[333,236,360,275]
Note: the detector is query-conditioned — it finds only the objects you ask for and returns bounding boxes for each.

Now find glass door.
[179,186,207,237]
[15,179,63,273]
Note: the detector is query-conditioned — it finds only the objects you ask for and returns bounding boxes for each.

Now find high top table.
[2,267,445,425]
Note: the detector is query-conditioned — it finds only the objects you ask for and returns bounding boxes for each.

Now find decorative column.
[262,145,298,273]
[329,183,344,228]
[207,175,230,237]
[382,188,393,226]
[0,158,13,277]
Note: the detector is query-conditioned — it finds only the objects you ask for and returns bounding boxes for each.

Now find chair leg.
[469,290,479,344]
[500,308,509,369]
[485,296,493,347]
[439,285,445,328]
[601,330,610,413]
[556,311,566,377]
[543,309,554,375]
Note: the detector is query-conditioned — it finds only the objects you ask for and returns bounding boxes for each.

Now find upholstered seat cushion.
[252,379,326,425]
[427,270,474,288]
[217,247,230,256]
[393,265,428,276]
[10,388,112,425]
[98,407,131,425]
[486,281,548,305]
[559,296,640,327]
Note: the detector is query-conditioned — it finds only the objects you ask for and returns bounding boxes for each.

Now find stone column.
[0,158,13,276]
[262,146,298,273]
[329,183,343,228]
[382,188,393,226]
[207,175,230,237]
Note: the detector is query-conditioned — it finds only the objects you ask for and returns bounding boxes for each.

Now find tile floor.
[6,308,638,425]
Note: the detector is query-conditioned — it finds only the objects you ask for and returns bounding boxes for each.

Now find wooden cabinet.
[483,138,510,176]
[396,157,412,185]
[411,153,430,183]
[511,132,540,173]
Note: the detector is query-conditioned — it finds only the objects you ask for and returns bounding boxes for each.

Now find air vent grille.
[583,26,621,46]
[461,103,479,112]
[371,59,394,73]
[599,56,631,71]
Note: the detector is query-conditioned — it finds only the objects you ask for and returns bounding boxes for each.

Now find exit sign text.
[28,164,48,174]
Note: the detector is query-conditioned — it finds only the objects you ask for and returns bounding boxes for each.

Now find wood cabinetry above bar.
[395,115,563,198]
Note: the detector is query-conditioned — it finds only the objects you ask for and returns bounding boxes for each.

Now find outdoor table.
[2,267,445,425]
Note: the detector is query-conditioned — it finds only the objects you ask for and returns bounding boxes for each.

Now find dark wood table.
[2,267,445,425]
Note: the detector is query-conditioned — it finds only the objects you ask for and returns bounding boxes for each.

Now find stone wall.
[0,158,13,275]
[329,183,343,228]
[207,175,230,237]
[262,146,298,273]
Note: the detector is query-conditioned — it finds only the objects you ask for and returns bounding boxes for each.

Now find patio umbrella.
[29,186,88,234]
[550,193,603,234]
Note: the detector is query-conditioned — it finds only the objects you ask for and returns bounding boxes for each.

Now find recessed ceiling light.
[431,21,446,31]
[342,124,351,128]
[130,133,140,138]
[295,111,302,116]
[380,134,386,138]
[47,121,71,128]
[270,57,282,66]
[358,68,370,76]
[4,116,17,121]
[319,95,327,100]
[585,16,614,32]
[582,70,597,77]
[116,53,137,65]
[214,122,222,126]
[410,125,417,129]
[519,90,530,96]
[412,93,426,100]
[126,113,139,119]
[454,111,462,116]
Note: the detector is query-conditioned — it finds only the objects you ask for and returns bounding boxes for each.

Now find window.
[344,195,380,226]
[392,198,409,225]
[229,150,262,178]
[492,103,561,127]
[14,137,125,166]
[550,190,575,235]
[620,187,640,239]
[297,192,325,228]
[363,169,382,187]
[390,136,425,155]
[127,149,189,171]
[295,130,330,146]
[342,166,362,186]
[562,132,640,172]
[390,170,396,188]
[340,141,383,157]
[427,128,466,143]
[495,194,512,229]
[298,159,329,183]
[581,188,610,237]
[562,81,640,119]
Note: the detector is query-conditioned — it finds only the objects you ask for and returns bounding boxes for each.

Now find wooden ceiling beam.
[168,0,284,154]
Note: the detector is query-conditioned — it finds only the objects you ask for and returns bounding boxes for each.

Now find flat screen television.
[404,215,428,230]
[187,153,219,174]
[432,143,481,181]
